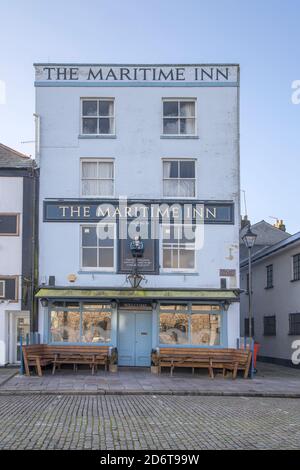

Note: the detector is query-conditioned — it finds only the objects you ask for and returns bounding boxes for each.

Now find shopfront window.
[49,302,112,344]
[159,304,222,346]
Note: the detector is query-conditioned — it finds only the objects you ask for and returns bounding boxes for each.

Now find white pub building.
[35,63,240,367]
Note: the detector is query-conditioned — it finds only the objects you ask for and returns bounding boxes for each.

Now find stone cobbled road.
[0,395,300,449]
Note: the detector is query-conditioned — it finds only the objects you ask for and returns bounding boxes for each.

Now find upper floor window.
[0,214,19,236]
[81,99,115,135]
[0,280,5,298]
[289,313,300,335]
[81,224,115,271]
[292,254,300,281]
[163,159,196,197]
[0,276,18,301]
[266,264,273,289]
[161,224,196,272]
[81,159,114,197]
[162,99,196,136]
[263,315,276,336]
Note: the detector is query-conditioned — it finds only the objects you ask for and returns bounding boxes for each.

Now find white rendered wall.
[0,177,23,364]
[36,82,240,345]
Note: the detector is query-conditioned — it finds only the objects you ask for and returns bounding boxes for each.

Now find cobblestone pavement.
[1,362,300,396]
[0,395,299,449]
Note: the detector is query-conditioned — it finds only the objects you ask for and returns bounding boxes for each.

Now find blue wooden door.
[118,312,135,366]
[118,312,152,366]
[135,313,152,366]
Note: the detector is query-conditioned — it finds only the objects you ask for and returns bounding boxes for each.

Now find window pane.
[82,162,98,178]
[82,118,97,134]
[82,226,97,246]
[99,180,113,196]
[50,311,80,343]
[99,162,113,178]
[99,100,114,116]
[164,161,178,178]
[180,161,195,178]
[82,179,99,196]
[82,310,111,343]
[191,314,221,345]
[163,180,178,197]
[178,180,195,197]
[159,313,188,344]
[163,248,172,268]
[163,118,178,134]
[82,247,97,267]
[163,101,178,116]
[98,230,114,247]
[180,118,195,134]
[99,248,114,268]
[179,248,195,269]
[0,215,18,234]
[82,100,97,116]
[99,118,113,134]
[180,101,195,117]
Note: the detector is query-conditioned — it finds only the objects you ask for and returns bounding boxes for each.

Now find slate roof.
[240,220,291,261]
[0,143,34,168]
[240,231,300,268]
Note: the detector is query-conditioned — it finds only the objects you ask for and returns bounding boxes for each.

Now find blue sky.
[0,0,299,233]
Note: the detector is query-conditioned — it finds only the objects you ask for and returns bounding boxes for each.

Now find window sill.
[78,134,116,139]
[160,135,199,140]
[290,278,300,283]
[78,270,116,274]
[264,286,274,290]
[159,271,198,276]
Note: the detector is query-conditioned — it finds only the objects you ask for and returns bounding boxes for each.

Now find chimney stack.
[274,219,286,232]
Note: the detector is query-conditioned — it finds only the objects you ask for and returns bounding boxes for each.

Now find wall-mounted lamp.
[222,301,230,312]
[152,301,158,310]
[40,298,48,308]
[111,300,117,309]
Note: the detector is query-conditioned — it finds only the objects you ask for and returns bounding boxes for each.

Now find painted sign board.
[43,200,234,225]
[34,64,239,87]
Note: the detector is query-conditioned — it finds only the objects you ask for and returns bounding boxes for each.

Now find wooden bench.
[22,344,53,377]
[22,344,114,377]
[152,348,252,379]
[51,346,110,375]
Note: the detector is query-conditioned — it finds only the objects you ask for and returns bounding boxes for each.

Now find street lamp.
[242,225,257,338]
[127,236,145,288]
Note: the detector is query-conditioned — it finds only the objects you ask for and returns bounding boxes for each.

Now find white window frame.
[162,158,197,199]
[80,223,117,272]
[81,98,115,136]
[161,98,197,136]
[160,224,197,274]
[0,280,5,298]
[80,158,115,198]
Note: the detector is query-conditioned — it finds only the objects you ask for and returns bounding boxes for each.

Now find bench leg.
[192,367,194,375]
[233,363,238,380]
[209,359,214,378]
[52,362,56,375]
[24,361,30,377]
[36,358,43,377]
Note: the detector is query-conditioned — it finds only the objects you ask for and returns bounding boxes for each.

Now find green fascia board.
[35,288,238,300]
